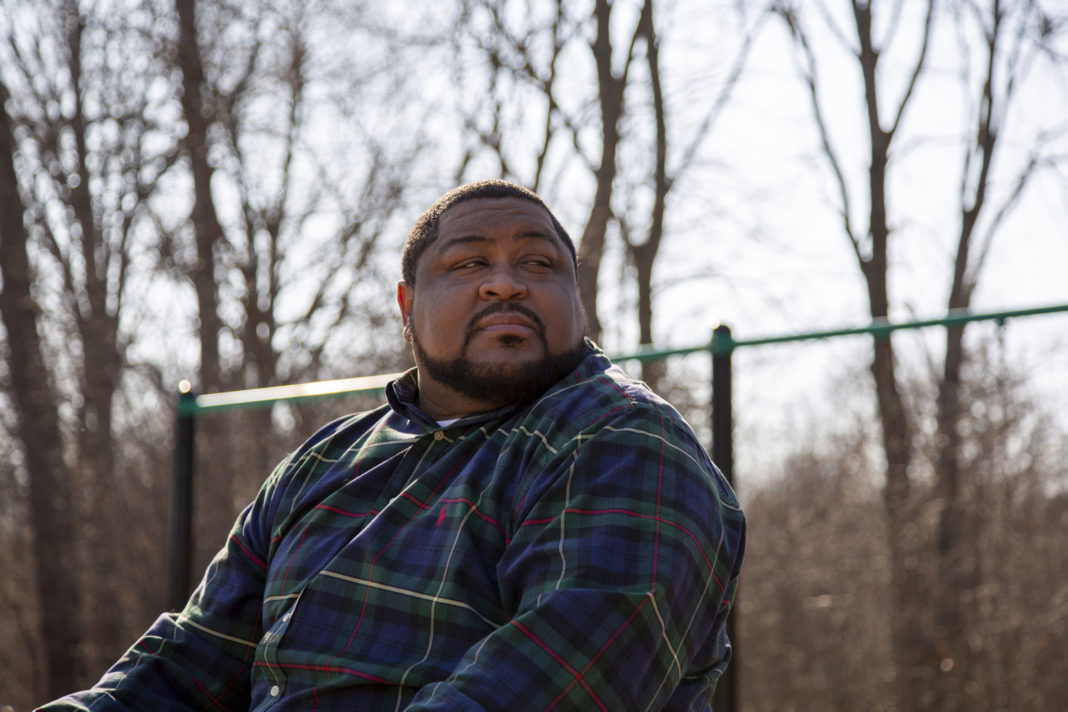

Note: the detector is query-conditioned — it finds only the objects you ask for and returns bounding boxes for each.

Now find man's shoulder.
[285,403,406,467]
[529,347,689,435]
[511,349,739,514]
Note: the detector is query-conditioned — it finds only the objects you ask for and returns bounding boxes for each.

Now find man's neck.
[415,378,507,421]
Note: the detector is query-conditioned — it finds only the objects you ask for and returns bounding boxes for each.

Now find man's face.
[397,197,586,418]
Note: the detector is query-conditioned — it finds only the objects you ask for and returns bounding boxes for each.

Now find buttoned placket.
[259,590,304,706]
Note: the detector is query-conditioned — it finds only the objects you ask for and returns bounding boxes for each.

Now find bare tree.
[0,74,83,701]
[739,340,1068,710]
[773,1,1068,708]
[175,0,226,396]
[167,0,425,571]
[171,0,419,396]
[430,0,767,366]
[1,0,425,700]
[740,438,893,710]
[0,0,181,691]
[618,0,768,385]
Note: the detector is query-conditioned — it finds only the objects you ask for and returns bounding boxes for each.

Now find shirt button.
[434,431,445,440]
[282,612,291,623]
[270,685,281,697]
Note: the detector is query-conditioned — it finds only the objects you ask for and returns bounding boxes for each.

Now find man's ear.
[397,281,413,326]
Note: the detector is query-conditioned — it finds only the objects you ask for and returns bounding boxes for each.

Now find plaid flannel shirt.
[41,342,744,711]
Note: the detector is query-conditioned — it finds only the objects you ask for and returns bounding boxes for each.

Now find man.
[40,180,744,711]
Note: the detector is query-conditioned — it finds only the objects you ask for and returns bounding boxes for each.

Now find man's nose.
[478,266,527,300]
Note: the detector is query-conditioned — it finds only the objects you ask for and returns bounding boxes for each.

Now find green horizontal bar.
[725,302,1068,352]
[179,372,401,416]
[610,342,714,363]
[179,302,1068,415]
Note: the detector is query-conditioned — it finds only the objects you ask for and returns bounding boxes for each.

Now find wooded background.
[2,1,1067,710]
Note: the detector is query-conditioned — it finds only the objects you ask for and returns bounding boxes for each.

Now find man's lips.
[474,313,539,333]
[464,305,546,347]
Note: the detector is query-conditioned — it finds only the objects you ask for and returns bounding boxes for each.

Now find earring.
[403,324,413,343]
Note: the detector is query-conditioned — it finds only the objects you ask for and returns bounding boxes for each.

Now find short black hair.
[401,180,577,285]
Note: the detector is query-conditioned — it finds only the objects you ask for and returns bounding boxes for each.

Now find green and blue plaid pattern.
[41,343,744,711]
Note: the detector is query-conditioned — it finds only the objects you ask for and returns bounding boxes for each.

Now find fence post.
[711,324,736,712]
[169,382,196,611]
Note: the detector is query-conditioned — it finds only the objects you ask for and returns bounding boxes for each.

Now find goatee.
[411,322,587,408]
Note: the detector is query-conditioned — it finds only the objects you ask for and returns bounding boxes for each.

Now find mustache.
[466,302,545,337]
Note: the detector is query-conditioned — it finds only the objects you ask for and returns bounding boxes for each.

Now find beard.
[411,306,587,408]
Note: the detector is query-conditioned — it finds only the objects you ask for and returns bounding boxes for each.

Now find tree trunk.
[854,3,937,704]
[0,80,82,700]
[633,0,667,390]
[871,334,932,709]
[66,11,126,668]
[576,0,625,345]
[863,221,927,707]
[176,0,225,395]
[930,10,1001,702]
[175,0,235,584]
[931,193,982,712]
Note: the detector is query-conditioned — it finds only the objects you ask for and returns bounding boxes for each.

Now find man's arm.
[404,405,745,711]
[36,471,282,711]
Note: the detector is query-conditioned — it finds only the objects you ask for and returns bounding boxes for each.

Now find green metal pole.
[169,382,196,611]
[711,324,736,712]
